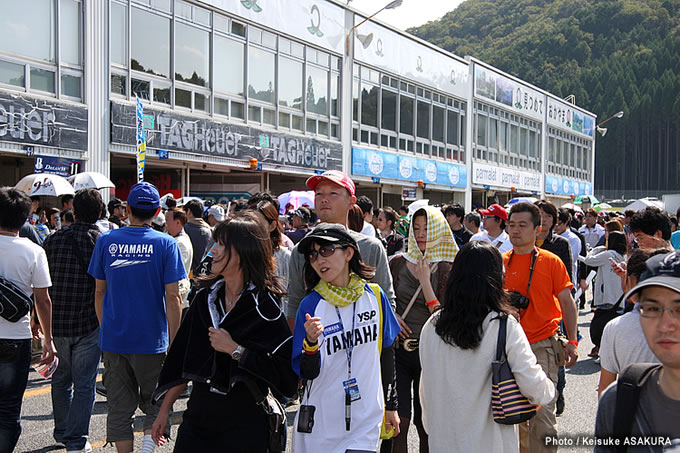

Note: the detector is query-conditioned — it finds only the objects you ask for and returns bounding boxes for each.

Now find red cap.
[305,170,356,196]
[479,203,508,221]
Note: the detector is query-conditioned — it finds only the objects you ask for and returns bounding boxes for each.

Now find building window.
[279,57,303,110]
[307,64,328,115]
[131,7,170,78]
[174,22,209,87]
[248,45,275,104]
[381,90,397,132]
[361,84,378,128]
[214,36,244,96]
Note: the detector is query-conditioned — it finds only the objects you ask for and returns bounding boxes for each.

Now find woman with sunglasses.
[291,223,401,453]
[151,211,298,452]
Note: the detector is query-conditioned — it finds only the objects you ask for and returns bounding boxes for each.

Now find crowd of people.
[0,169,679,453]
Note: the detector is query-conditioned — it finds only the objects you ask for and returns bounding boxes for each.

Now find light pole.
[596,110,624,137]
[345,0,403,56]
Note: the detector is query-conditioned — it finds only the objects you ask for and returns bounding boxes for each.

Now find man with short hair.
[206,205,225,227]
[464,211,482,235]
[287,207,312,245]
[594,250,680,450]
[286,170,395,324]
[183,199,212,273]
[0,187,55,452]
[470,204,513,253]
[443,203,472,246]
[554,208,582,286]
[579,208,605,251]
[165,208,192,313]
[62,194,74,212]
[356,195,378,238]
[88,183,185,453]
[43,189,104,453]
[107,198,125,228]
[60,210,74,228]
[504,202,578,453]
[630,206,673,250]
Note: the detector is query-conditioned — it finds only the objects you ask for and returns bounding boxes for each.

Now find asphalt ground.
[14,307,602,452]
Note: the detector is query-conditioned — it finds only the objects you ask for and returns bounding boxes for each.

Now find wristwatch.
[231,344,243,361]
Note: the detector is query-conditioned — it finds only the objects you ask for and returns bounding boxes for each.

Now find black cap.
[298,223,357,254]
[293,206,311,223]
[623,250,680,301]
[108,198,122,210]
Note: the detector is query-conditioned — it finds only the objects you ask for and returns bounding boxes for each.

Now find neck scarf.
[314,273,367,308]
[404,206,459,264]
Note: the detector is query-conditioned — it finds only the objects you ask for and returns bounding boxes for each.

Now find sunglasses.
[306,244,346,262]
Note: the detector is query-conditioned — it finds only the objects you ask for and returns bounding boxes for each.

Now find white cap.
[208,205,226,222]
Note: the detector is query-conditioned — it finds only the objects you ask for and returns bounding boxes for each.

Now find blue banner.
[545,175,592,196]
[352,147,467,188]
[34,155,81,177]
[135,98,146,182]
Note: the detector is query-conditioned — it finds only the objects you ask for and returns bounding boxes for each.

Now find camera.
[509,291,530,309]
[297,405,315,433]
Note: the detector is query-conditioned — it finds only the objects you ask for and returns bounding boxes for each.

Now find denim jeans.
[0,338,31,453]
[51,328,101,450]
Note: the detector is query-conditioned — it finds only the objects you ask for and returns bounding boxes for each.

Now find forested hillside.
[410,0,680,198]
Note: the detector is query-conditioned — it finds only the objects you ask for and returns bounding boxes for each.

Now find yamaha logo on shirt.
[108,242,154,269]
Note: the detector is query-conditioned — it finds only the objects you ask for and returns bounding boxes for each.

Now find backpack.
[612,363,663,453]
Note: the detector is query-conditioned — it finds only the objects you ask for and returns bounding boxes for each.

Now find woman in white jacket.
[419,241,554,453]
[583,230,627,356]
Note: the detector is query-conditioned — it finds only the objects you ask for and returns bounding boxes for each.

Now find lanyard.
[334,303,357,379]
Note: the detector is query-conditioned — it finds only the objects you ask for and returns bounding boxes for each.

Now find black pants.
[395,347,424,428]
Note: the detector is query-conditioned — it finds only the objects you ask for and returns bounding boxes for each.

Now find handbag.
[0,276,34,323]
[589,294,625,347]
[244,379,286,453]
[491,316,537,425]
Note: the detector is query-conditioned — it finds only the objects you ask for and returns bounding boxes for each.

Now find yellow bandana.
[404,206,459,264]
[314,273,367,308]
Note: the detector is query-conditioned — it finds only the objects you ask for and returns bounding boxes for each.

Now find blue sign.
[34,155,81,177]
[352,147,467,188]
[545,175,592,196]
[371,176,381,184]
[158,149,169,160]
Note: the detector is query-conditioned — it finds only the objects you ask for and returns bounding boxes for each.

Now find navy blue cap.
[127,182,160,210]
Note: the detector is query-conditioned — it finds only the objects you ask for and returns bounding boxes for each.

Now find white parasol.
[14,173,75,197]
[67,172,115,191]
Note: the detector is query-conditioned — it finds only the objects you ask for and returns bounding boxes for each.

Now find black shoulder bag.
[244,379,286,453]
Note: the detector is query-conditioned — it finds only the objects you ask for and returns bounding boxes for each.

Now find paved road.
[15,307,602,452]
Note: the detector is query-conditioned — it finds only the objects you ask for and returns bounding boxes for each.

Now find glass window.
[111,74,126,95]
[292,115,302,131]
[381,90,397,132]
[330,74,339,117]
[0,0,55,62]
[520,128,528,156]
[417,101,429,139]
[232,101,244,119]
[279,111,290,128]
[0,60,25,87]
[446,111,459,145]
[511,124,519,154]
[248,46,275,104]
[400,96,413,135]
[352,79,359,122]
[319,120,328,136]
[231,21,246,37]
[499,121,507,151]
[111,2,127,66]
[30,68,55,93]
[175,22,209,87]
[194,6,211,26]
[529,130,536,157]
[361,85,378,127]
[175,88,191,108]
[214,36,243,96]
[263,108,275,126]
[154,86,170,104]
[61,74,80,98]
[214,14,228,34]
[131,78,150,99]
[489,118,497,149]
[215,97,228,116]
[549,137,556,162]
[61,0,82,65]
[195,92,207,112]
[307,118,316,133]
[476,114,486,146]
[433,105,445,142]
[248,105,261,122]
[307,65,328,115]
[279,57,302,109]
[131,7,170,78]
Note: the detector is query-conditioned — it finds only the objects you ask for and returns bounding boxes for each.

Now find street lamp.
[345,0,403,56]
[596,111,624,137]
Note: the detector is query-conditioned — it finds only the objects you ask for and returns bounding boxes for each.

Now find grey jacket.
[184,218,213,273]
[285,229,396,318]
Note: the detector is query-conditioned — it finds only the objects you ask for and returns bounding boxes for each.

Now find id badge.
[343,378,361,402]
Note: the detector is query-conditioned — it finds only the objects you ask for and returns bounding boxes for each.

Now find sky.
[348,0,464,31]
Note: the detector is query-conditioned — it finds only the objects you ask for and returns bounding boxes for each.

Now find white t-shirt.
[469,229,513,253]
[560,229,582,285]
[599,307,660,375]
[361,221,377,238]
[0,235,52,339]
[174,232,193,309]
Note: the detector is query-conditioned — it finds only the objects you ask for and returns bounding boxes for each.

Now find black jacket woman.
[151,211,298,452]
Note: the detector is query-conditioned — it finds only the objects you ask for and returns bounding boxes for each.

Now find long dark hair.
[435,241,510,349]
[303,239,375,292]
[253,200,283,251]
[200,211,283,297]
[607,230,627,256]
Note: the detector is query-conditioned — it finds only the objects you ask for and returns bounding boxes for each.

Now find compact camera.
[297,405,315,433]
[509,291,530,310]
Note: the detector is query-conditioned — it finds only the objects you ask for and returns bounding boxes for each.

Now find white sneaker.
[66,441,92,453]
